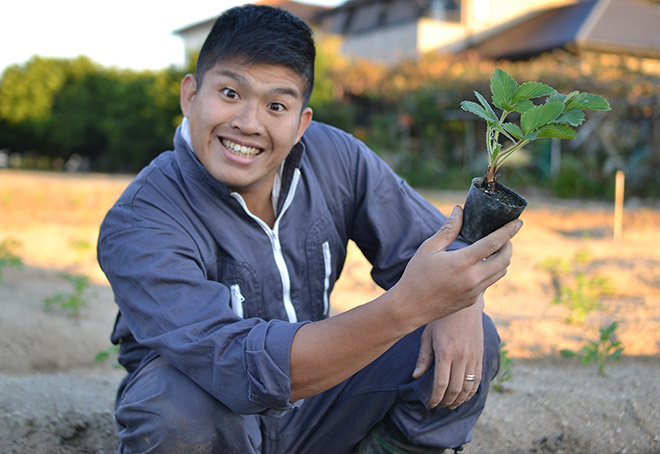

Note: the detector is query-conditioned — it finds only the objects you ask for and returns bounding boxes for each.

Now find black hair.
[195,4,316,105]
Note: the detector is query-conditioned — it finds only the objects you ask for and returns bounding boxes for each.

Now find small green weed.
[560,322,624,376]
[538,250,614,323]
[0,238,23,281]
[94,344,122,368]
[493,342,513,392]
[68,238,94,264]
[68,238,94,253]
[44,272,94,318]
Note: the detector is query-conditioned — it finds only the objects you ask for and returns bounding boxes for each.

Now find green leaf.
[536,123,578,139]
[557,109,585,127]
[474,90,500,123]
[560,349,576,358]
[547,91,566,103]
[566,92,611,111]
[514,81,554,101]
[460,100,496,124]
[511,99,534,114]
[490,69,518,111]
[95,350,111,362]
[502,122,523,139]
[604,321,618,334]
[520,101,564,135]
[522,131,539,141]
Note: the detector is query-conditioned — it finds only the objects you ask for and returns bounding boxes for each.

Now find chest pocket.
[230,284,245,318]
[211,257,270,320]
[305,217,345,321]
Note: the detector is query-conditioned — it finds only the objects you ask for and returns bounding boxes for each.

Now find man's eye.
[269,103,286,112]
[222,88,238,99]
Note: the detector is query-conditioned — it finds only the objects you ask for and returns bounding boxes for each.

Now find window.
[427,0,461,22]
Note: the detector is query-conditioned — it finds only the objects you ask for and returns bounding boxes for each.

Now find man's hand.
[390,205,521,328]
[289,206,519,401]
[412,295,485,409]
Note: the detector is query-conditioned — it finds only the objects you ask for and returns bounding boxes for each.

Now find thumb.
[413,332,433,378]
[425,205,463,252]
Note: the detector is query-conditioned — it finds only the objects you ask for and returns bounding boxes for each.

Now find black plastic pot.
[460,177,528,244]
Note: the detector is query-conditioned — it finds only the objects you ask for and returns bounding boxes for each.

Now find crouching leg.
[115,356,262,454]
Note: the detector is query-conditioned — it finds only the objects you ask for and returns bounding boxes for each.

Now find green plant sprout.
[538,250,614,324]
[0,238,23,281]
[43,272,94,319]
[68,238,94,264]
[460,68,611,191]
[94,344,122,368]
[493,342,513,393]
[560,321,624,376]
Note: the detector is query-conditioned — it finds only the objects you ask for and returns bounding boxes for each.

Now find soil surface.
[1,169,659,453]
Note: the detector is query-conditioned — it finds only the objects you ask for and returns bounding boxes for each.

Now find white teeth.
[222,139,260,157]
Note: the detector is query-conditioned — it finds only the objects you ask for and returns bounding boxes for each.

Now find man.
[98,4,521,453]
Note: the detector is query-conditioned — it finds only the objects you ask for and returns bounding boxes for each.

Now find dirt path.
[1,170,659,453]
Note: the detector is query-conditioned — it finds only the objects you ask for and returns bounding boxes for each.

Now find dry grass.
[2,169,660,359]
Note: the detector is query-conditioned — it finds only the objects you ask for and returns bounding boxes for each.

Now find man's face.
[180,61,312,200]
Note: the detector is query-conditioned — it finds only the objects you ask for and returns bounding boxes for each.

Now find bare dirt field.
[1,169,659,453]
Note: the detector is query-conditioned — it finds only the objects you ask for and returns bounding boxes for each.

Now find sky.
[0,0,344,75]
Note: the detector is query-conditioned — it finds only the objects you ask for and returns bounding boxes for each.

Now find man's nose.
[231,102,263,135]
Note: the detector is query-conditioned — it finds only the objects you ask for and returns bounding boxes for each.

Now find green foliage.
[0,56,186,172]
[549,155,610,198]
[560,322,624,376]
[94,344,122,368]
[68,238,94,265]
[493,342,513,392]
[1,50,658,199]
[538,250,614,324]
[0,238,23,281]
[460,68,611,186]
[309,35,344,108]
[554,273,613,323]
[43,272,94,319]
[0,56,97,125]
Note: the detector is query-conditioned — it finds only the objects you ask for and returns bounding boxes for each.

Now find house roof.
[255,0,330,25]
[173,0,330,36]
[321,0,458,35]
[474,0,660,59]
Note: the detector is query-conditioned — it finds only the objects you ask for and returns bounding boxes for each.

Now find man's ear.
[180,74,197,117]
[295,107,313,143]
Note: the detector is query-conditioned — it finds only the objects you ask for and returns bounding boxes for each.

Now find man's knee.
[482,313,501,382]
[115,357,261,453]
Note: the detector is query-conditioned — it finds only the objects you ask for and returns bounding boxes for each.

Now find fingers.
[465,219,522,264]
[446,360,482,410]
[431,359,483,410]
[412,330,433,379]
[423,206,463,253]
[429,360,451,408]
[465,360,483,403]
[462,229,516,295]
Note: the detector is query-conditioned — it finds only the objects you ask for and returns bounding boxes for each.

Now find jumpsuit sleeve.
[348,137,469,289]
[98,202,306,416]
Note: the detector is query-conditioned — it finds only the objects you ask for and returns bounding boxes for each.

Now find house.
[173,0,331,65]
[174,0,660,65]
[320,0,660,63]
[474,0,660,59]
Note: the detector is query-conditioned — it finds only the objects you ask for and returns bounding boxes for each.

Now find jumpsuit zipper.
[322,241,332,316]
[230,169,301,323]
[230,284,245,318]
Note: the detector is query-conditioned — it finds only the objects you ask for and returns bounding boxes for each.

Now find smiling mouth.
[222,138,262,158]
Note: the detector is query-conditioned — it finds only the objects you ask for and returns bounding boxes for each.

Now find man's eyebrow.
[217,69,247,85]
[216,68,301,99]
[271,87,299,98]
